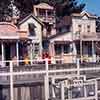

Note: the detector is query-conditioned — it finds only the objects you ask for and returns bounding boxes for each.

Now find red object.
[42,52,51,64]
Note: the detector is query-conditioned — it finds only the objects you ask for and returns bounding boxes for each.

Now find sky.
[78,0,100,16]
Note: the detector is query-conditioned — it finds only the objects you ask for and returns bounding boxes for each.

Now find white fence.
[0,59,100,100]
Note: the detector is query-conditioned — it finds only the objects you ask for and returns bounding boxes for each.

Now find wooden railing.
[0,60,100,85]
[72,32,100,40]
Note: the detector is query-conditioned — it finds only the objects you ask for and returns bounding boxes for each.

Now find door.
[5,43,11,66]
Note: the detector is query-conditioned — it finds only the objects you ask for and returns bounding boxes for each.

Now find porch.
[49,41,77,63]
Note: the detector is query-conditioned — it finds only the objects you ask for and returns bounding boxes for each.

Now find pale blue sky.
[78,0,100,16]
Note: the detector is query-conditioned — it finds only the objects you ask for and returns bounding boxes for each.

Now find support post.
[95,80,98,100]
[77,58,80,78]
[61,82,64,100]
[45,10,48,22]
[84,84,87,98]
[51,78,56,98]
[92,41,96,62]
[10,61,14,100]
[16,41,19,66]
[39,42,42,59]
[30,44,33,65]
[80,39,82,63]
[1,42,4,67]
[44,58,49,100]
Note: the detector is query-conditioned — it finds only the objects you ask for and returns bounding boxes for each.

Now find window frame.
[28,23,36,36]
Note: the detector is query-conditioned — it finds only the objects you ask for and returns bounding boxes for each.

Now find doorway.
[5,43,11,66]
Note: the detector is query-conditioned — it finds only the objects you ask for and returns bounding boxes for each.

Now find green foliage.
[14,0,34,19]
[52,0,85,17]
[0,0,85,21]
[0,0,11,21]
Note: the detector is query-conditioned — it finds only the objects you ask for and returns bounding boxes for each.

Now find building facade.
[0,3,100,64]
[72,11,98,62]
[0,22,28,66]
[33,3,56,37]
[18,14,44,63]
[49,11,100,63]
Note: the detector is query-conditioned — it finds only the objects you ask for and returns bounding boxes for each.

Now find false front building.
[49,11,100,63]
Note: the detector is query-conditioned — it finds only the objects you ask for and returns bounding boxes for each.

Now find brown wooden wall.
[0,84,44,100]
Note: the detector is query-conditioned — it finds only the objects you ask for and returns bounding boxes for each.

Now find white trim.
[0,36,19,39]
[16,41,19,66]
[1,42,4,67]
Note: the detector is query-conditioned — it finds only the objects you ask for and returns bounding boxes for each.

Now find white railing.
[0,59,100,100]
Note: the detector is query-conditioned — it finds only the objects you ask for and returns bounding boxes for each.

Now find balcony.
[37,15,55,23]
[73,32,98,41]
[97,32,100,40]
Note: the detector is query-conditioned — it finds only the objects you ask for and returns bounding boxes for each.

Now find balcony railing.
[37,15,55,23]
[73,32,98,40]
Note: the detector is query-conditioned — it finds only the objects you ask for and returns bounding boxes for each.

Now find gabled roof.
[72,11,97,19]
[18,14,44,26]
[34,3,53,10]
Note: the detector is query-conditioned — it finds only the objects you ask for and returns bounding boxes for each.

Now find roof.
[72,11,97,19]
[34,3,53,10]
[0,22,30,40]
[0,22,19,39]
[18,14,44,26]
[49,32,72,42]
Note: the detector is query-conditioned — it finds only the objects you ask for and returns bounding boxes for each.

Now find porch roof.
[0,22,29,40]
[49,32,73,43]
[73,32,100,41]
[34,3,54,10]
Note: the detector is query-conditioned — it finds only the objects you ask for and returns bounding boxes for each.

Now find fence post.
[44,58,49,100]
[61,81,64,100]
[77,58,80,78]
[10,61,14,100]
[51,78,56,98]
[95,80,98,100]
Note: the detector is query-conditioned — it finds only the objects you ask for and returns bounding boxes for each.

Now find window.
[78,25,82,32]
[87,25,90,32]
[55,44,72,55]
[55,44,62,55]
[76,43,80,55]
[47,24,52,35]
[47,10,53,16]
[39,9,45,16]
[88,43,92,56]
[58,25,70,33]
[28,23,36,36]
[64,44,70,53]
[61,26,68,33]
[34,43,39,54]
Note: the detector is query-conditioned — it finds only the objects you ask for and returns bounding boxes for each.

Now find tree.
[39,0,85,17]
[14,0,34,19]
[0,0,11,21]
[0,0,85,21]
[14,0,85,20]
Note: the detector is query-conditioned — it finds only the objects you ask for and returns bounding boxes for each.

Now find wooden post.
[61,82,64,100]
[92,41,96,62]
[44,58,49,100]
[80,39,82,63]
[10,61,14,100]
[16,41,19,66]
[30,44,33,65]
[1,42,4,67]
